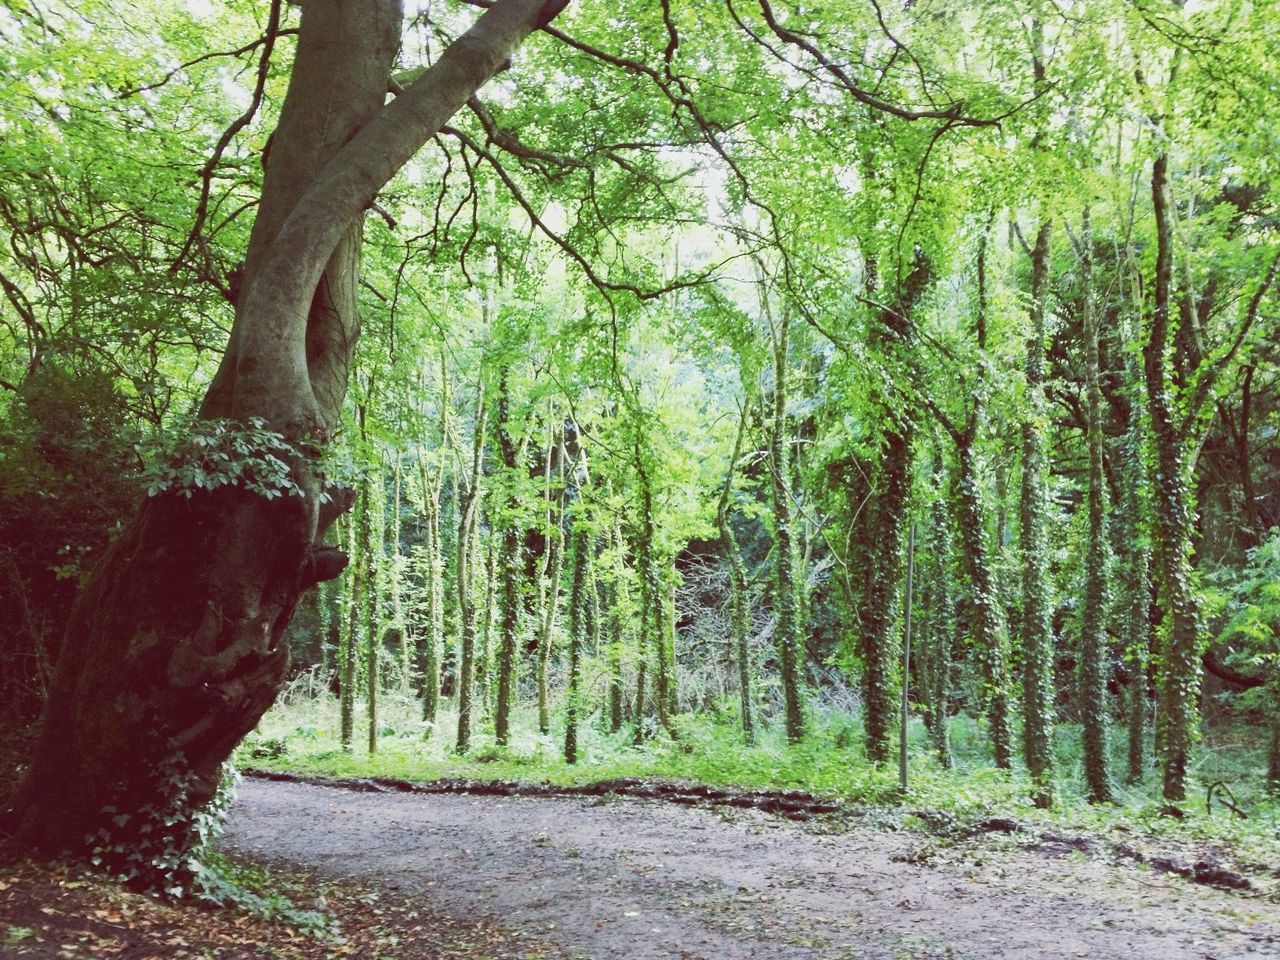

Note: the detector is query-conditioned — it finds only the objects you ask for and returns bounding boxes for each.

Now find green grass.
[239,676,1280,864]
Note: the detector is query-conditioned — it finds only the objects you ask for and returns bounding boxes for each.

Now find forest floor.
[219,774,1280,960]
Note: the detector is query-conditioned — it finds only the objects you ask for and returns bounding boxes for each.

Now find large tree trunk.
[2,0,568,868]
[855,254,931,764]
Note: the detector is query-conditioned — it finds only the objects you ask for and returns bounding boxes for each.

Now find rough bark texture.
[1020,220,1056,807]
[536,423,566,736]
[770,312,806,744]
[950,231,1013,769]
[718,401,755,745]
[922,469,953,767]
[494,371,522,746]
[454,386,487,755]
[1079,211,1113,804]
[856,255,931,764]
[1146,153,1203,803]
[3,0,568,864]
[564,526,588,764]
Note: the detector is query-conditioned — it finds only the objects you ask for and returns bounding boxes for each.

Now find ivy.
[141,418,307,501]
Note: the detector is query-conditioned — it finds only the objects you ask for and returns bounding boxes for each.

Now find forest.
[2,0,1280,957]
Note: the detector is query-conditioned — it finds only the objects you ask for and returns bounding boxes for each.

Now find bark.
[3,0,567,862]
[769,309,806,743]
[922,467,953,768]
[856,254,931,764]
[1146,153,1203,803]
[364,466,381,756]
[340,503,361,750]
[418,355,450,729]
[564,526,588,764]
[605,520,629,734]
[477,534,497,718]
[1079,210,1113,803]
[632,445,677,740]
[536,421,567,735]
[454,383,487,754]
[1020,220,1056,806]
[494,370,523,746]
[717,400,755,745]
[949,230,1013,769]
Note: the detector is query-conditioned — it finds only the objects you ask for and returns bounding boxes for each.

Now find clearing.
[221,776,1280,959]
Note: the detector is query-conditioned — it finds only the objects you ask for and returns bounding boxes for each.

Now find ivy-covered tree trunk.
[1019,220,1056,807]
[1146,153,1203,803]
[922,468,953,767]
[949,232,1013,769]
[476,534,497,718]
[769,309,806,743]
[418,445,446,729]
[535,421,566,735]
[494,370,523,747]
[1,0,565,862]
[564,526,588,763]
[856,255,931,764]
[1122,438,1153,785]
[718,400,755,744]
[605,520,628,734]
[632,445,676,740]
[364,466,382,755]
[340,501,363,751]
[1078,210,1113,803]
[454,383,486,755]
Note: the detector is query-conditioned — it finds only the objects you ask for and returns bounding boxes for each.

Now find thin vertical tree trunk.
[454,381,487,754]
[951,229,1013,769]
[365,465,381,756]
[1020,219,1056,807]
[536,421,566,735]
[717,399,756,744]
[494,369,522,746]
[606,520,628,734]
[769,307,805,743]
[1146,153,1202,803]
[923,468,953,767]
[565,526,588,763]
[1079,209,1114,803]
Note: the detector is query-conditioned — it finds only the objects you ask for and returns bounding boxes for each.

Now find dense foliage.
[2,0,1279,882]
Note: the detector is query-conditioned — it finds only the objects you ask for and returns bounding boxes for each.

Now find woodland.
[1,0,1280,951]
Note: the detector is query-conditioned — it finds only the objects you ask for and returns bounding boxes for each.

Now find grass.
[240,673,1280,864]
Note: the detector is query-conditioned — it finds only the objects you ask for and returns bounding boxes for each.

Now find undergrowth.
[240,678,1280,863]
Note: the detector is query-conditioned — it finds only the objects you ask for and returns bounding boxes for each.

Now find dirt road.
[222,777,1280,959]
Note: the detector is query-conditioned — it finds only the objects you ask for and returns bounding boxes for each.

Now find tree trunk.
[950,230,1013,769]
[605,520,628,734]
[536,421,566,735]
[923,464,953,768]
[3,0,567,866]
[341,503,362,750]
[1020,219,1056,807]
[494,370,523,746]
[718,400,755,745]
[769,310,806,743]
[855,255,931,764]
[564,526,588,763]
[454,382,487,754]
[1079,210,1113,803]
[1146,153,1203,803]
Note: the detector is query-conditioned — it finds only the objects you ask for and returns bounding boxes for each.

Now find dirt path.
[222,778,1280,960]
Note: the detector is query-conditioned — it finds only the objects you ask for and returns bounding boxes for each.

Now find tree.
[4,0,569,868]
